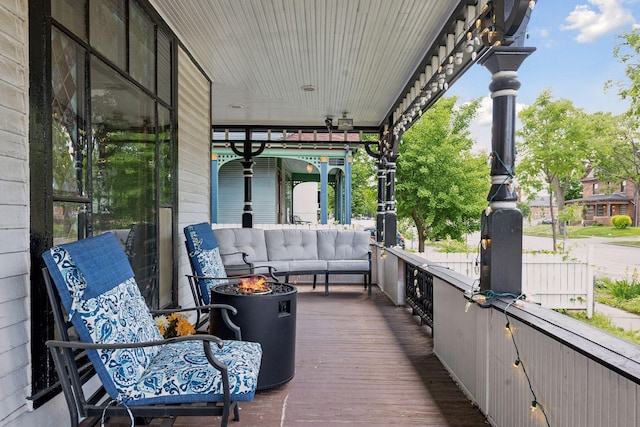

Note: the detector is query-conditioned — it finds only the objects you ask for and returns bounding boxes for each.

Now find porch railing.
[374,245,640,427]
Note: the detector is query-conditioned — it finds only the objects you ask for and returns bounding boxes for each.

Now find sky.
[447,0,640,152]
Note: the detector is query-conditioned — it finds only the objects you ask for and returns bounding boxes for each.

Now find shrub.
[611,214,632,229]
[607,279,640,300]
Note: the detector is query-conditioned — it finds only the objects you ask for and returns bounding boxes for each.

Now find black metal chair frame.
[184,241,280,330]
[43,267,246,427]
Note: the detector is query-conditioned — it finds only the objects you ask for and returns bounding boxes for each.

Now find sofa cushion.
[317,230,370,261]
[264,230,318,261]
[326,260,370,272]
[213,228,269,265]
[287,260,328,273]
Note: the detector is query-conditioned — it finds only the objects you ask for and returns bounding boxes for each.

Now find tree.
[516,89,592,251]
[596,29,640,226]
[607,29,640,118]
[351,145,377,217]
[396,97,488,251]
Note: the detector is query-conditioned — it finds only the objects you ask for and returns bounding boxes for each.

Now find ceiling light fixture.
[337,112,353,131]
[301,85,316,92]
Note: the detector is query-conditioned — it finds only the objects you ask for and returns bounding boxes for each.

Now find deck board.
[100,285,488,427]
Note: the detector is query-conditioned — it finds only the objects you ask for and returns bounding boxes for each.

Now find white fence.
[417,248,594,317]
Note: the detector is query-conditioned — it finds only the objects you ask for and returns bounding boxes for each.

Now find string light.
[503,296,552,427]
[462,289,551,425]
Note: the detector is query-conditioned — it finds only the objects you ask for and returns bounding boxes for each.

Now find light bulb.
[465,40,474,53]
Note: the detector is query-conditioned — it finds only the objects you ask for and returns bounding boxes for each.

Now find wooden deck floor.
[103,285,488,427]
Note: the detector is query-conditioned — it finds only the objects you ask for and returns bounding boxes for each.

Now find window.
[597,205,605,216]
[621,180,627,193]
[31,0,176,407]
[620,204,628,215]
[593,183,599,195]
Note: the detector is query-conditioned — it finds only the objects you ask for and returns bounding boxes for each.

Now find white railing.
[416,248,594,317]
[375,247,640,427]
[434,278,640,427]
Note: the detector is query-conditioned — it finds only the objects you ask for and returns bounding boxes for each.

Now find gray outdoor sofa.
[212,228,372,295]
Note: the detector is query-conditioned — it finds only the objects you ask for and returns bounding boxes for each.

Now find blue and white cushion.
[42,233,261,405]
[184,223,229,304]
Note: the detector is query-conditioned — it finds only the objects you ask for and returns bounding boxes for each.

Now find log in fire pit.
[210,277,297,390]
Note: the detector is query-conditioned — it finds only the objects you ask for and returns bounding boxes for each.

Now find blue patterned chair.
[42,232,262,427]
[184,223,277,315]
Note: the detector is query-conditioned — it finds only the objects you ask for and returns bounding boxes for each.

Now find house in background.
[566,169,638,226]
[527,195,555,223]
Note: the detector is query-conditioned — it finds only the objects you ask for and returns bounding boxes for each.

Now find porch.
[102,283,488,427]
[94,243,640,427]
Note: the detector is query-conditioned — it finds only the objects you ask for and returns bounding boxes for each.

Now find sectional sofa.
[212,228,372,295]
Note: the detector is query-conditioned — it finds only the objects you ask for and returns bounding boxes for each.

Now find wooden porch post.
[363,138,385,242]
[384,134,399,248]
[229,132,265,228]
[320,156,329,224]
[478,46,535,294]
[345,151,353,225]
[376,151,386,243]
[211,153,218,223]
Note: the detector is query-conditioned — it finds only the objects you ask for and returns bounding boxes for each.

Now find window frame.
[28,0,178,408]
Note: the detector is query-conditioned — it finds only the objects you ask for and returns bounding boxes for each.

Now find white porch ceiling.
[149,0,470,130]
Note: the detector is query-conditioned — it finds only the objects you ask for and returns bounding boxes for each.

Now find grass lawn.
[525,224,640,239]
[595,287,640,316]
[562,310,640,345]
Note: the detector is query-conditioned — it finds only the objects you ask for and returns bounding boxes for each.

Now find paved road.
[521,234,640,281]
[472,232,640,330]
[458,231,640,281]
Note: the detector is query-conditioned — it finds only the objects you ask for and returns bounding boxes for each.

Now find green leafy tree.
[517,90,592,251]
[565,177,584,201]
[589,113,640,225]
[607,29,640,118]
[517,202,531,224]
[351,145,377,217]
[597,29,640,226]
[396,97,488,251]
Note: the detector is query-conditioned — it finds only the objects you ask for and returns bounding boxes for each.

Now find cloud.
[561,0,636,42]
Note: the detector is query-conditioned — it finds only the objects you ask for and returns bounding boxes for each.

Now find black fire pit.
[210,281,297,390]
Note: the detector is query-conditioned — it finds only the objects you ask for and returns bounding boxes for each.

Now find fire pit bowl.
[210,280,297,390]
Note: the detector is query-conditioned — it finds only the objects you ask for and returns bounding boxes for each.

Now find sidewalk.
[595,302,640,331]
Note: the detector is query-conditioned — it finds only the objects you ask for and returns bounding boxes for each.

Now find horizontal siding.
[0,1,31,426]
[177,46,211,310]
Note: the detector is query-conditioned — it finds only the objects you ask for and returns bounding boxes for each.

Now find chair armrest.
[220,251,251,267]
[46,334,230,373]
[151,303,238,317]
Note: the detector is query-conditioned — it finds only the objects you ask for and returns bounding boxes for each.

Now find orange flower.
[155,313,195,338]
